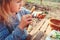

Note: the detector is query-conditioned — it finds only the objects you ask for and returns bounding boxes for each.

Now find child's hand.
[26,34,32,40]
[18,14,32,30]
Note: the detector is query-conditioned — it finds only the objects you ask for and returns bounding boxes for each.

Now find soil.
[24,2,60,18]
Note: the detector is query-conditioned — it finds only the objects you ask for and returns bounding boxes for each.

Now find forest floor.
[24,1,60,18]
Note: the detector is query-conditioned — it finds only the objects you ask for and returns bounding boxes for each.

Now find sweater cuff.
[12,27,28,40]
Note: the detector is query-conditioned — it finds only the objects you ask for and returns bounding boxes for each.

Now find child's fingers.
[25,14,32,18]
[27,21,32,24]
[27,18,32,21]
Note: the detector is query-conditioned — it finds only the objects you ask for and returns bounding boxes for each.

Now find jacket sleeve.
[22,7,31,14]
[20,7,31,14]
[5,27,28,40]
[16,7,31,21]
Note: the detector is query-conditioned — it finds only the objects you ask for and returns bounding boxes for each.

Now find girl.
[0,0,32,40]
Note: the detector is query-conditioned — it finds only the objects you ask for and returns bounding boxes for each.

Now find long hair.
[0,0,14,32]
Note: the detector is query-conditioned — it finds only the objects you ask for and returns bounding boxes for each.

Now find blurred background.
[24,0,60,19]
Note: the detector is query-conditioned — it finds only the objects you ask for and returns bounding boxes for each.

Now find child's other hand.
[26,34,32,40]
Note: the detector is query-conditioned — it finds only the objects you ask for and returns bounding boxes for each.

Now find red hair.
[0,0,13,26]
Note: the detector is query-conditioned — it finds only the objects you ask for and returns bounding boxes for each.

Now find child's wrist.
[18,24,24,31]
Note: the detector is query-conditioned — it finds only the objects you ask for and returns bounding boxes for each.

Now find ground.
[24,0,60,18]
